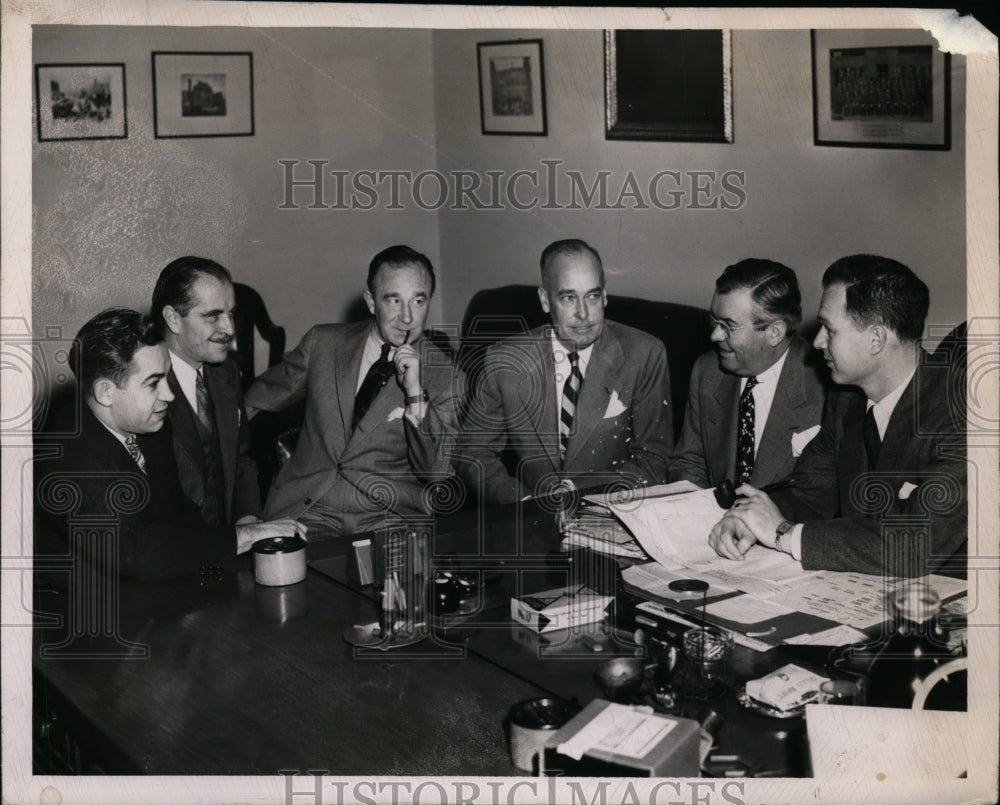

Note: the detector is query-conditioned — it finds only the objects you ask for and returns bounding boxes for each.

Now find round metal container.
[508,697,577,772]
[253,535,307,586]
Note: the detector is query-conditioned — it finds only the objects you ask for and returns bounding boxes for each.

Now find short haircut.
[539,239,605,288]
[823,255,929,343]
[151,256,233,328]
[70,308,164,394]
[366,245,436,296]
[715,258,802,332]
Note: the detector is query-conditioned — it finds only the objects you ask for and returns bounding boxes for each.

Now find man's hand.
[728,484,785,549]
[393,343,422,398]
[235,518,308,554]
[709,513,757,560]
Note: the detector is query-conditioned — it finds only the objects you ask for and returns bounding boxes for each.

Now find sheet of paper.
[608,487,725,566]
[621,561,736,600]
[704,595,795,625]
[783,624,869,646]
[583,480,699,508]
[557,703,676,761]
[807,705,972,779]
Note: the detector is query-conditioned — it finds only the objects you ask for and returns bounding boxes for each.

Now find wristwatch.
[775,520,795,554]
[405,390,430,405]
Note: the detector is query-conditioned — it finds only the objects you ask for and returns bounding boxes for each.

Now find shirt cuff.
[787,524,803,561]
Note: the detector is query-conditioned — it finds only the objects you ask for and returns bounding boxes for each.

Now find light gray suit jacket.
[668,336,828,488]
[459,321,673,504]
[246,321,462,536]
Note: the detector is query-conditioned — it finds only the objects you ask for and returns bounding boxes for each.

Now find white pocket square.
[791,425,821,457]
[899,481,919,500]
[603,391,627,419]
[386,406,405,422]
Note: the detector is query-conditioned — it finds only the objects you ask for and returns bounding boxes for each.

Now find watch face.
[776,520,794,536]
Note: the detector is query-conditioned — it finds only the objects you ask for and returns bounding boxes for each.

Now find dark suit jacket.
[245,321,462,535]
[34,406,238,580]
[771,364,966,577]
[669,337,828,488]
[459,321,673,504]
[166,356,261,524]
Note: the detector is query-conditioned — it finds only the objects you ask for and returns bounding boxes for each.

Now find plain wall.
[33,25,966,363]
[432,28,967,336]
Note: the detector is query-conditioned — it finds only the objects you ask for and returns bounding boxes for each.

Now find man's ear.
[363,289,375,316]
[869,324,889,355]
[537,286,551,314]
[92,377,116,408]
[162,305,183,335]
[765,319,788,347]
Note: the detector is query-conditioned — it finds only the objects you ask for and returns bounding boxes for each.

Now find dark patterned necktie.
[124,434,146,473]
[735,375,758,485]
[560,351,582,463]
[863,406,882,468]
[195,370,214,435]
[353,343,394,429]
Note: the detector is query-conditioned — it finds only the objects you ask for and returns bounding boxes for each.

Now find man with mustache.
[708,255,966,578]
[33,308,304,580]
[152,256,261,527]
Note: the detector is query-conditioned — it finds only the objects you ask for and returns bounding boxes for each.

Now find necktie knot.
[124,433,145,472]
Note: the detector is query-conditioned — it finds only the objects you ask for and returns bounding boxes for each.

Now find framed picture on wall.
[812,30,950,150]
[604,30,733,143]
[35,63,127,141]
[152,51,254,138]
[477,39,547,136]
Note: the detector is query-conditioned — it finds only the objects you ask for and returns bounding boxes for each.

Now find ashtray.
[735,685,807,719]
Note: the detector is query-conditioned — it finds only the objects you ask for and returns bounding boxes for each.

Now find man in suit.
[669,259,828,489]
[245,245,461,538]
[709,256,966,578]
[151,256,261,527]
[459,238,672,504]
[34,309,304,580]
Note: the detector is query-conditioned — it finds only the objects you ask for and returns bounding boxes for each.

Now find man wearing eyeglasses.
[669,259,828,489]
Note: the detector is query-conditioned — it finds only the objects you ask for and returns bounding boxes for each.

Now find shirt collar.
[548,329,595,375]
[740,343,789,390]
[867,369,916,436]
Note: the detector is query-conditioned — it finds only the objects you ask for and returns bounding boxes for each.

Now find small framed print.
[477,39,547,136]
[812,29,950,150]
[35,63,127,142]
[152,51,254,138]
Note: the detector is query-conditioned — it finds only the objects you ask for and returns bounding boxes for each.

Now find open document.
[591,483,965,636]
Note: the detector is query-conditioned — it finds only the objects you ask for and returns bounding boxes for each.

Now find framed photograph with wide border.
[35,63,127,142]
[812,29,950,150]
[477,39,547,136]
[605,30,733,143]
[152,51,254,138]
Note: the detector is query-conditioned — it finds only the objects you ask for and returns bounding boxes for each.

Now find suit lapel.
[205,362,237,508]
[564,330,621,467]
[877,373,917,473]
[518,334,560,470]
[706,370,740,484]
[335,324,368,443]
[753,342,809,485]
[166,369,200,467]
[840,394,869,510]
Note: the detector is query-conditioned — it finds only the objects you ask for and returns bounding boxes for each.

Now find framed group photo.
[152,51,254,138]
[477,39,547,136]
[604,30,733,143]
[35,63,127,141]
[812,29,951,149]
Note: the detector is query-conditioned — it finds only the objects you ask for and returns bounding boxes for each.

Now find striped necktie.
[735,375,758,485]
[124,434,146,473]
[560,351,582,463]
[195,370,214,435]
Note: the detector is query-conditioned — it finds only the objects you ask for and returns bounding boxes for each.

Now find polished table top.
[33,499,822,777]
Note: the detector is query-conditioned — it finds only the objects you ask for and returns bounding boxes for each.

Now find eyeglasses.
[709,315,776,339]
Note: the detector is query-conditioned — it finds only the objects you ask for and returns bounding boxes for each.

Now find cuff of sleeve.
[788,524,803,561]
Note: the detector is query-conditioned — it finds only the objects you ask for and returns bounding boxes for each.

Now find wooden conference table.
[32,498,824,777]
